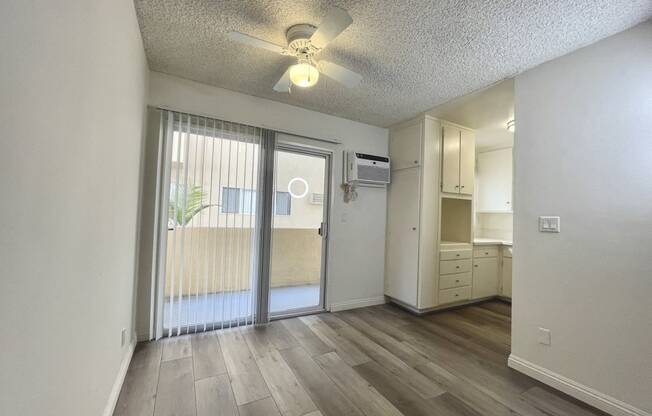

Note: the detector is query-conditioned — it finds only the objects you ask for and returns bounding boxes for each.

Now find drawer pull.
[474,264,478,267]
[485,252,489,255]
[456,254,460,257]
[455,279,460,283]
[456,266,460,269]
[455,294,459,297]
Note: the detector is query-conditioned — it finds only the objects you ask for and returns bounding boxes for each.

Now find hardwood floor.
[114,301,606,416]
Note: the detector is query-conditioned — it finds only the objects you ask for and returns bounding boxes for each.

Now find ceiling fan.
[227,7,362,92]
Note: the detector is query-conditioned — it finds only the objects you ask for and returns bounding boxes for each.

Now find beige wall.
[164,228,321,296]
[0,1,148,415]
[512,21,652,415]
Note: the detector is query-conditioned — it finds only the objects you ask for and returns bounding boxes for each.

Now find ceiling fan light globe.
[289,63,319,88]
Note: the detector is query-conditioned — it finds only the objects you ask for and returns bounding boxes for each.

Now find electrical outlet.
[121,328,127,347]
[538,327,551,345]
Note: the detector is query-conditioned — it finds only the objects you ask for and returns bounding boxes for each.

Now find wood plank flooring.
[114,301,606,416]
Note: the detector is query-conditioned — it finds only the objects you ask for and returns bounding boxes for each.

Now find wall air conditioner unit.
[309,193,324,205]
[346,151,390,186]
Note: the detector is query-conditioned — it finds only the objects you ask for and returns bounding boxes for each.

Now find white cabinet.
[472,256,499,299]
[477,148,512,212]
[441,124,475,195]
[385,168,420,305]
[441,125,461,193]
[389,120,422,170]
[385,116,441,309]
[501,247,512,298]
[386,116,478,311]
[438,242,474,305]
[459,130,475,195]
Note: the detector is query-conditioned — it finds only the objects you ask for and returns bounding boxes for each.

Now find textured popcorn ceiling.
[134,1,651,127]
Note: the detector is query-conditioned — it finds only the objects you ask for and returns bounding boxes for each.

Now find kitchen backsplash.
[475,212,513,241]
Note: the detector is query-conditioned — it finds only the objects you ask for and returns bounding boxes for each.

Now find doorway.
[269,146,330,317]
[154,110,330,337]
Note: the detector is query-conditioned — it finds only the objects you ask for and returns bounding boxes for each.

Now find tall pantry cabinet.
[385,115,476,312]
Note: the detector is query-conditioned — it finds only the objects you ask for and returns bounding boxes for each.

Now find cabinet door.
[390,121,422,170]
[477,148,512,212]
[441,125,460,193]
[501,257,512,298]
[385,167,420,306]
[472,257,498,299]
[459,129,475,195]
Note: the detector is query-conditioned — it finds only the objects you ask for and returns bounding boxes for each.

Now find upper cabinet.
[441,126,460,193]
[389,121,422,170]
[441,124,475,195]
[476,147,513,212]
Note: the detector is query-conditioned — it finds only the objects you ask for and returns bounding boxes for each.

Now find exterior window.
[221,187,240,213]
[241,189,256,214]
[275,191,291,216]
[222,188,290,215]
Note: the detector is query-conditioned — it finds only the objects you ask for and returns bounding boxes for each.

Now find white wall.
[140,72,388,333]
[0,1,148,415]
[511,21,652,415]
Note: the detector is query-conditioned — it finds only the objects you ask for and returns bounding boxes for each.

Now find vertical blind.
[161,110,265,336]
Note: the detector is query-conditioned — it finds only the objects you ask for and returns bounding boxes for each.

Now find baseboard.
[508,355,650,416]
[386,295,499,315]
[496,295,512,303]
[102,340,136,416]
[329,296,386,312]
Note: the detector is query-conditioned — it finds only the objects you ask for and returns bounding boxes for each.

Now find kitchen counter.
[474,237,512,246]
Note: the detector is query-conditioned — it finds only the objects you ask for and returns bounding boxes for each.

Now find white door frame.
[269,142,332,319]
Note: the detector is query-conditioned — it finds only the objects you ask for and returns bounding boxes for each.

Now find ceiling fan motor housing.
[286,24,318,54]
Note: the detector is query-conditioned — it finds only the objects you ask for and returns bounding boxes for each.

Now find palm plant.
[168,184,217,227]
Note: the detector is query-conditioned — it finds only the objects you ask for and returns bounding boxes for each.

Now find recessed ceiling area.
[429,79,514,151]
[134,0,651,127]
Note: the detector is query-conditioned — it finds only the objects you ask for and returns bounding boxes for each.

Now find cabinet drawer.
[473,246,498,258]
[440,249,472,261]
[440,272,472,290]
[439,286,472,305]
[440,259,472,275]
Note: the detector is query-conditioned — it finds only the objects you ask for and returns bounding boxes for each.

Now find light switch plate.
[539,216,561,233]
[538,327,551,345]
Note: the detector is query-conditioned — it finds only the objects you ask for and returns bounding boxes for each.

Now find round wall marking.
[287,177,309,198]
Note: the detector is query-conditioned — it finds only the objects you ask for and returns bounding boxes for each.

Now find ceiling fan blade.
[273,67,292,92]
[227,31,285,54]
[310,7,353,49]
[319,61,362,88]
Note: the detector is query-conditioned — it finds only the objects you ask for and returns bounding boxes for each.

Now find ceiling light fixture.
[227,7,362,92]
[507,119,515,132]
[289,61,319,88]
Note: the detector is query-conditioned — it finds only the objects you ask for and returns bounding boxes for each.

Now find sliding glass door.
[155,111,330,337]
[161,112,261,336]
[269,147,329,316]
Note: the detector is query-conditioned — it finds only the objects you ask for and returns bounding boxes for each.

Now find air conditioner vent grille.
[358,165,390,183]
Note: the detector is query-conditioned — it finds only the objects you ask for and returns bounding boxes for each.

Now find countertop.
[473,237,512,246]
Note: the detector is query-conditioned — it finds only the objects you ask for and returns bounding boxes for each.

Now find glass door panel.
[269,149,328,314]
[163,113,261,335]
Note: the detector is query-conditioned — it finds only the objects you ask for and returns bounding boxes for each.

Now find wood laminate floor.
[114,301,606,416]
